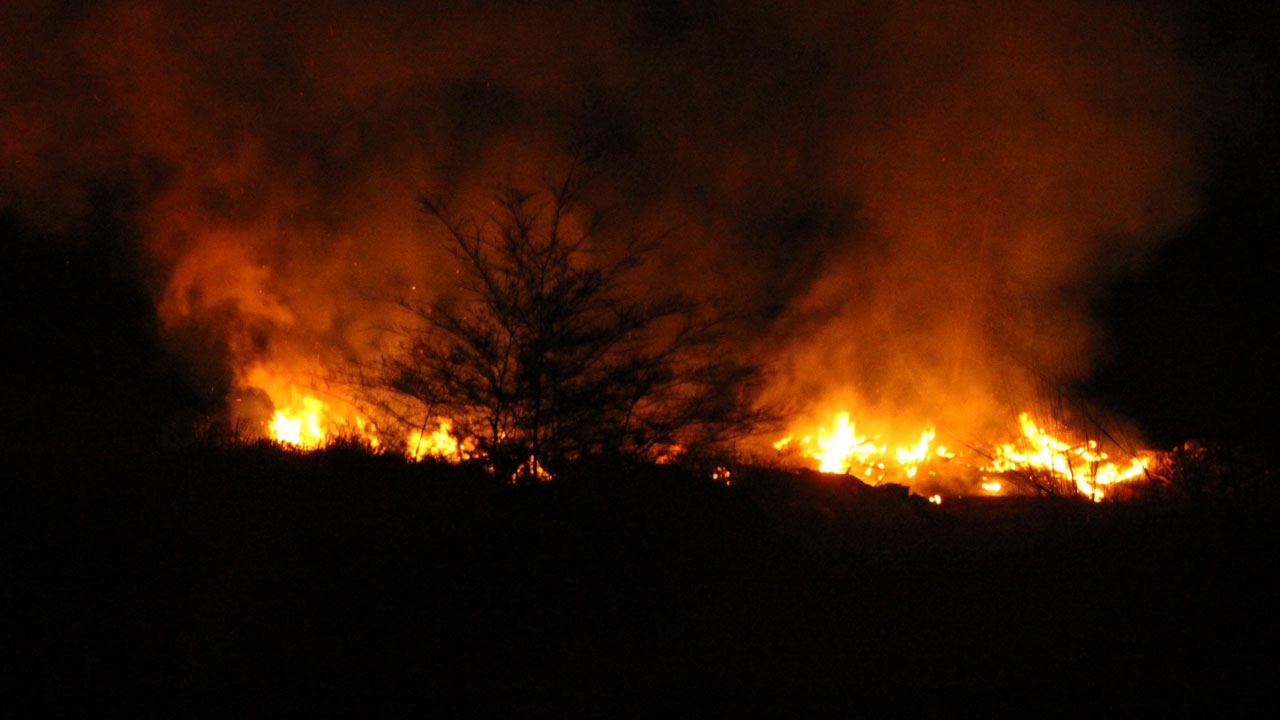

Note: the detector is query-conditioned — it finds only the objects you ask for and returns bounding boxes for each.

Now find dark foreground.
[9,445,1279,715]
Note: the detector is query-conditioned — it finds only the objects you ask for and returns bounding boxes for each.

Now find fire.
[242,369,486,469]
[775,412,945,482]
[778,409,1153,501]
[406,418,475,462]
[774,412,879,475]
[651,444,686,465]
[713,466,733,485]
[266,390,381,450]
[987,413,1150,500]
[252,370,1154,503]
[895,428,935,479]
[515,456,554,482]
[270,394,327,449]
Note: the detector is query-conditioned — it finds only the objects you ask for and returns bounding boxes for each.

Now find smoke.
[760,1,1202,443]
[2,0,1205,444]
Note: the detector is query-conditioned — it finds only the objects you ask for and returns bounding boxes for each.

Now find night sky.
[3,0,1279,458]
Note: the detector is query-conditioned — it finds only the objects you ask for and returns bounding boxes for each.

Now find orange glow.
[406,418,475,462]
[515,455,554,482]
[775,412,884,475]
[895,428,935,479]
[986,413,1150,501]
[269,394,327,449]
[652,444,686,465]
[242,369,497,472]
[778,408,1153,500]
[776,411,945,483]
[251,367,1155,502]
[245,366,382,451]
[265,391,382,450]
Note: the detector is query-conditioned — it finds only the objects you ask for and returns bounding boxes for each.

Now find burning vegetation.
[0,1,1224,498]
[249,379,1160,500]
[774,409,1155,501]
[219,154,1164,498]
[7,5,1280,716]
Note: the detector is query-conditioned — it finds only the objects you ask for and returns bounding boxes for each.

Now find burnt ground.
[7,446,1278,716]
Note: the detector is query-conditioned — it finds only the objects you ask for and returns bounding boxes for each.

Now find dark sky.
[1081,1,1280,453]
[2,0,1278,456]
[1087,136,1280,454]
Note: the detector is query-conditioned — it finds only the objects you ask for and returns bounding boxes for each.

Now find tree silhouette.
[383,151,769,480]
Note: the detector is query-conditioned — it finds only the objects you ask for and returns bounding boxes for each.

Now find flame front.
[776,412,945,483]
[253,369,1154,501]
[246,365,489,466]
[987,413,1150,500]
[265,390,382,451]
[270,394,328,449]
[778,409,1154,501]
[407,418,475,462]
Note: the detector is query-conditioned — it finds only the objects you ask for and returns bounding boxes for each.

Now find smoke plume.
[2,0,1205,447]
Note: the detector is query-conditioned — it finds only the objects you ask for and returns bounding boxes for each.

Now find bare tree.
[382,152,770,480]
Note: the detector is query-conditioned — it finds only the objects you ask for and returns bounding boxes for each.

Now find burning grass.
[233,368,1165,505]
[772,407,1160,503]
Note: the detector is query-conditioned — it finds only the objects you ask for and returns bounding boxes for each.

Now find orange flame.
[776,411,944,483]
[265,391,381,450]
[406,418,475,462]
[269,394,328,449]
[987,413,1150,500]
[778,409,1153,501]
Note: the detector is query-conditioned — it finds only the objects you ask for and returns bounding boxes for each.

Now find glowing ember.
[652,444,686,465]
[713,466,733,485]
[515,456,554,482]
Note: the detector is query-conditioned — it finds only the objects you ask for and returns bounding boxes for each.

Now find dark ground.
[8,445,1278,716]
